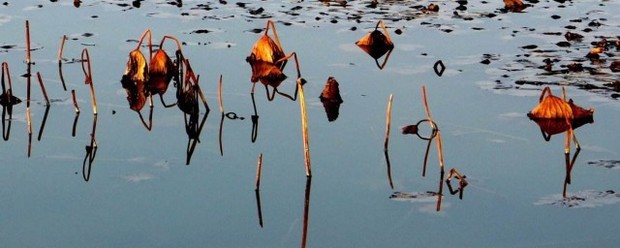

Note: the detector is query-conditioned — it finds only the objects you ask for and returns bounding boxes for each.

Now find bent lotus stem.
[159,35,183,53]
[265,20,283,52]
[81,49,98,115]
[136,29,153,59]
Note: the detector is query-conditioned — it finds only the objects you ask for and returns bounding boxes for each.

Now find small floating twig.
[255,153,263,191]
[384,94,393,152]
[36,72,50,106]
[298,80,311,177]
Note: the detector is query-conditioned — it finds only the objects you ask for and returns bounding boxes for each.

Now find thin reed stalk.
[218,74,224,113]
[298,80,311,177]
[36,72,50,106]
[255,153,263,190]
[384,94,393,151]
[26,21,31,64]
[57,35,66,62]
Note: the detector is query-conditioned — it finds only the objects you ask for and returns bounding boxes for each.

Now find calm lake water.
[1,0,619,247]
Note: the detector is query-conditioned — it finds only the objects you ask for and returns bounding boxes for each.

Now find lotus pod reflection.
[319,77,343,122]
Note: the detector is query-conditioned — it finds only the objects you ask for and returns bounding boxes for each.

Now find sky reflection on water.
[1,0,620,247]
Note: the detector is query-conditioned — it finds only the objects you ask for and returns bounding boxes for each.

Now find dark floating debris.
[564,31,583,41]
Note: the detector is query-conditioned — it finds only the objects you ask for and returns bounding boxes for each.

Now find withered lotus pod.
[121,49,149,111]
[319,77,343,122]
[319,77,343,103]
[503,0,526,12]
[122,49,149,86]
[148,49,176,95]
[527,87,594,120]
[355,20,394,60]
[247,58,287,88]
[249,34,286,68]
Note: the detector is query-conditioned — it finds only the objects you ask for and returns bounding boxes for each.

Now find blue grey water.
[0,1,619,247]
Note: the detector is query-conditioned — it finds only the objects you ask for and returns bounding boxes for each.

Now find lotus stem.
[81,49,97,115]
[26,20,31,64]
[255,153,263,190]
[159,35,183,52]
[36,72,50,106]
[58,35,67,62]
[136,29,152,59]
[218,74,224,113]
[384,94,393,151]
[71,89,80,113]
[298,80,311,177]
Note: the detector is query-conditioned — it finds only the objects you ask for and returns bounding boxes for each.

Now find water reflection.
[527,87,594,198]
[246,20,305,101]
[390,87,468,211]
[82,114,98,182]
[1,62,21,141]
[355,20,394,70]
[301,177,312,248]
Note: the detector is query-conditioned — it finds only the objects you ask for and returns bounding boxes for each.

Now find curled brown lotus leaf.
[148,49,176,95]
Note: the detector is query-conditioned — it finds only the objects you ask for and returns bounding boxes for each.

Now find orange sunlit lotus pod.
[586,47,605,59]
[122,50,149,85]
[250,34,286,67]
[355,20,394,60]
[121,49,149,111]
[503,0,526,12]
[527,87,594,120]
[148,49,176,95]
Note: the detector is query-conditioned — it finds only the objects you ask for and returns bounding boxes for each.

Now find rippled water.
[1,1,619,247]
